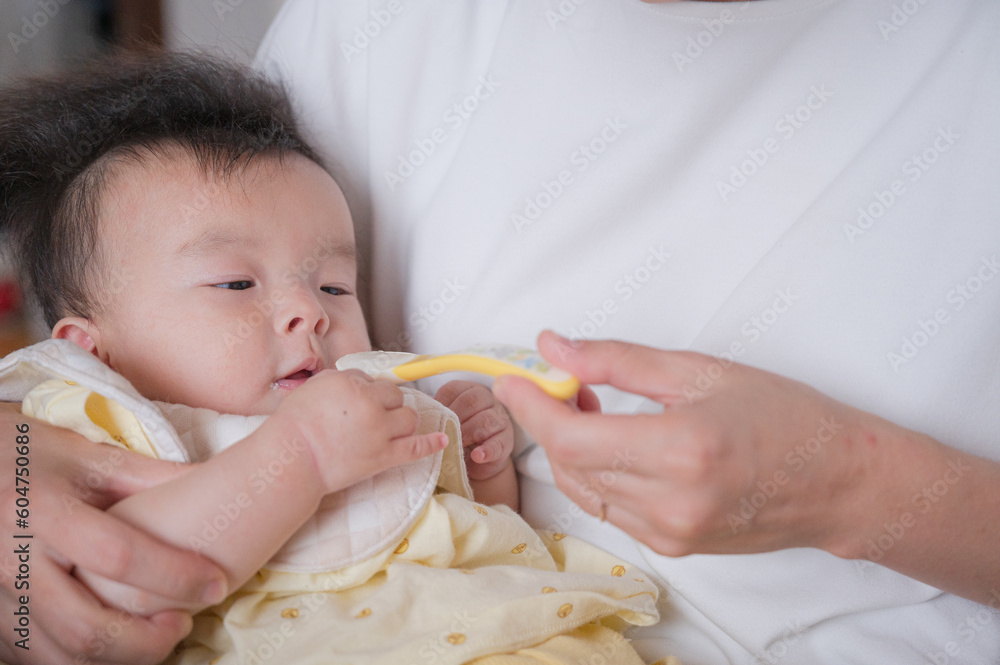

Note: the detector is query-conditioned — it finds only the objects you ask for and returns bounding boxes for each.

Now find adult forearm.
[829,419,1000,606]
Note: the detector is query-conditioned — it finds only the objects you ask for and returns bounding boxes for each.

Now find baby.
[0,53,659,664]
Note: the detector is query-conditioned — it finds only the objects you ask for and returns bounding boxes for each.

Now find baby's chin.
[194,391,285,417]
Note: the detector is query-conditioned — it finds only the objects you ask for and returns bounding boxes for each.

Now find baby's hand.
[269,369,447,493]
[435,380,514,481]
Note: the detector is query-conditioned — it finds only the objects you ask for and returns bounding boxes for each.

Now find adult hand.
[492,331,926,558]
[0,404,228,665]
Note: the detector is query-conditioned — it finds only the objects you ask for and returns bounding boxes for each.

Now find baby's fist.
[435,380,514,481]
[273,370,446,493]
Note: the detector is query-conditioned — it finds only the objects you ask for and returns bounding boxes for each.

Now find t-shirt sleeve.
[254,0,372,195]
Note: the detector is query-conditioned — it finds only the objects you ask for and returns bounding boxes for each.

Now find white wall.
[163,0,286,63]
[0,0,102,83]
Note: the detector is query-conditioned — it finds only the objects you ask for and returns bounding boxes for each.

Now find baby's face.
[73,151,370,415]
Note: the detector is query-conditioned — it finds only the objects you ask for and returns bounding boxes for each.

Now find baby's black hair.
[0,50,323,329]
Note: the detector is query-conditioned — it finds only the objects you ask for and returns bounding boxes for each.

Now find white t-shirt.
[256,1,1000,662]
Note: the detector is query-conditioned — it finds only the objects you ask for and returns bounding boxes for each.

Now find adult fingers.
[574,384,601,413]
[27,554,193,665]
[493,374,575,435]
[536,331,707,405]
[591,497,694,558]
[34,498,227,608]
[546,467,706,557]
[71,442,198,504]
[595,490,764,558]
[494,375,666,471]
[556,455,760,556]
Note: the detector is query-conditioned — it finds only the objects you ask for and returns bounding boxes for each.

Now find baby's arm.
[78,370,446,615]
[435,381,518,512]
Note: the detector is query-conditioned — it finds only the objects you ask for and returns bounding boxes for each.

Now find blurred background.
[0,0,286,353]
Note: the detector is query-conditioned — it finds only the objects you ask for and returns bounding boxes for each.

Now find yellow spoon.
[336,343,580,400]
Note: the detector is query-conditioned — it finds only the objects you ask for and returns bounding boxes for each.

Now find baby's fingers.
[436,381,494,421]
[460,408,510,449]
[388,432,449,466]
[468,431,510,465]
[366,378,405,409]
[383,404,420,439]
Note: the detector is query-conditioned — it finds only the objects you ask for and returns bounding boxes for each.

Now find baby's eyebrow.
[322,240,358,264]
[176,229,259,258]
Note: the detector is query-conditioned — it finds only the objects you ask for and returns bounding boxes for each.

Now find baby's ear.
[51,317,100,355]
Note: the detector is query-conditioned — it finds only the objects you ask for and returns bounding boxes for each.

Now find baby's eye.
[321,286,349,296]
[213,280,254,290]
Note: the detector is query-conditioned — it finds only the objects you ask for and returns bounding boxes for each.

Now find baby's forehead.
[94,147,291,243]
[92,146,350,261]
[99,144,282,208]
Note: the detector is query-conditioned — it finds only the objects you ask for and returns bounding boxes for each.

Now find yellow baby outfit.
[1,340,660,664]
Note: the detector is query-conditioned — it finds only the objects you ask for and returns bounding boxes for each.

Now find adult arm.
[0,402,227,665]
[494,331,1000,606]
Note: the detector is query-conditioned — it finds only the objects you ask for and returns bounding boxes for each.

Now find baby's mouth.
[271,366,318,391]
